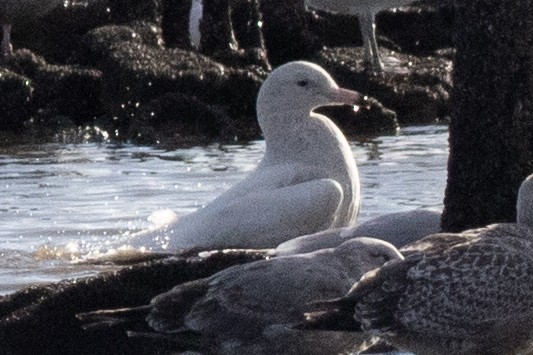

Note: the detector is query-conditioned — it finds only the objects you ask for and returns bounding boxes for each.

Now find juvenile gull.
[300,174,533,355]
[132,61,364,251]
[0,0,62,56]
[77,237,403,354]
[273,208,442,256]
[304,0,414,72]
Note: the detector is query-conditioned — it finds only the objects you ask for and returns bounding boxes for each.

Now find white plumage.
[132,61,363,251]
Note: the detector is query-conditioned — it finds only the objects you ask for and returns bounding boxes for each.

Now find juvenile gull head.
[300,173,533,355]
[132,61,363,251]
[78,237,402,354]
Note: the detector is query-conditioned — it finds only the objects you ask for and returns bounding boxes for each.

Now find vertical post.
[230,0,271,69]
[162,0,193,49]
[200,0,238,55]
[442,0,533,232]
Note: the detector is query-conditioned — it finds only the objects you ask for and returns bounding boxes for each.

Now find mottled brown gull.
[300,173,533,355]
[77,237,403,354]
[0,0,62,56]
[131,61,364,252]
[304,0,414,72]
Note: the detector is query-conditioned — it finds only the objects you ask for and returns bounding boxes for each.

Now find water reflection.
[0,125,448,294]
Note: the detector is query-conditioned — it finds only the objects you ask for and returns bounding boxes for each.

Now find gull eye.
[297,80,309,87]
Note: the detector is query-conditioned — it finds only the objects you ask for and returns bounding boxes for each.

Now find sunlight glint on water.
[0,125,448,294]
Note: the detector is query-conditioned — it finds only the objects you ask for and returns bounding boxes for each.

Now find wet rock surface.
[0,68,33,133]
[11,0,163,62]
[313,46,453,125]
[0,0,454,146]
[82,23,265,144]
[0,250,267,355]
[0,50,104,145]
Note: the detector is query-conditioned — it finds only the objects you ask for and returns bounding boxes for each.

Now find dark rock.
[200,0,270,70]
[442,0,533,232]
[376,4,455,55]
[231,0,267,52]
[81,24,265,144]
[3,49,104,128]
[11,0,163,63]
[315,100,399,137]
[260,0,322,66]
[77,24,144,64]
[0,68,34,132]
[75,21,162,66]
[306,10,360,48]
[0,250,267,355]
[129,92,231,146]
[35,67,102,127]
[0,48,104,141]
[0,0,456,145]
[201,0,239,55]
[104,0,162,23]
[262,2,454,66]
[313,46,452,125]
[162,0,194,49]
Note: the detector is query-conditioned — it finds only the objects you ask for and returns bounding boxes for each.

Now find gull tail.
[78,304,218,352]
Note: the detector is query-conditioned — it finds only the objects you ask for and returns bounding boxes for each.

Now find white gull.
[273,208,442,256]
[300,173,533,355]
[304,0,414,72]
[0,0,62,56]
[131,61,363,251]
[77,237,403,354]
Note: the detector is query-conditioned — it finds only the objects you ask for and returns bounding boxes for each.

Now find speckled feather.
[301,167,533,355]
[352,224,533,354]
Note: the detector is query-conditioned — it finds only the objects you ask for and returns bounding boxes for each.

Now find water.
[0,125,448,295]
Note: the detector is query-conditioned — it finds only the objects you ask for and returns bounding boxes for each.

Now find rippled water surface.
[0,125,448,294]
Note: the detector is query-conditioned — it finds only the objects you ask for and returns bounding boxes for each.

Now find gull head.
[517,173,533,228]
[333,237,403,276]
[257,61,363,124]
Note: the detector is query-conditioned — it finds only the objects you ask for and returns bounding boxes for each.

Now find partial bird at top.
[299,173,533,355]
[304,0,414,72]
[131,61,364,252]
[0,0,63,56]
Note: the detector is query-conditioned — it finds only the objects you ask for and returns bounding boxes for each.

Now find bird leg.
[358,13,383,72]
[1,24,13,57]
